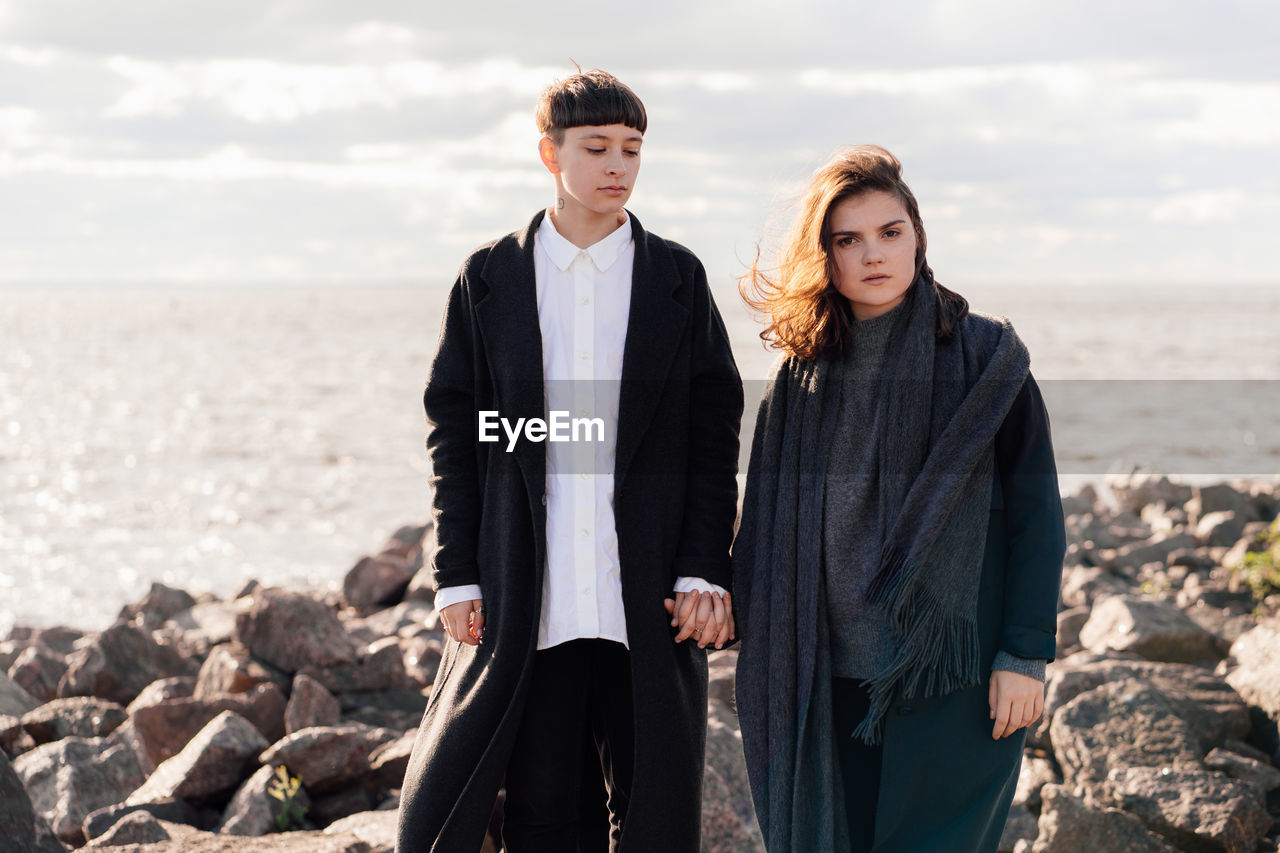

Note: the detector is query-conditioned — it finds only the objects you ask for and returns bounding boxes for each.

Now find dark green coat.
[395,210,743,853]
[871,376,1065,851]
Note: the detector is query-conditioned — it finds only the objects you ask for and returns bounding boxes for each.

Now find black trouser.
[503,639,634,853]
[832,677,884,853]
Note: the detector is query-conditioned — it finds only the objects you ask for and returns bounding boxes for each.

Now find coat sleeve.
[994,372,1065,662]
[423,262,485,592]
[672,258,744,590]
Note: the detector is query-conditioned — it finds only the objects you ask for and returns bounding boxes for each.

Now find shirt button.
[580,473,590,480]
[581,528,589,537]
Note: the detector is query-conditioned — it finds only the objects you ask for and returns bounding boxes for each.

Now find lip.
[861,274,891,284]
[600,186,627,195]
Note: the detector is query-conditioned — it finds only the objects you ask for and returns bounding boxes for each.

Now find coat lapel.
[474,212,547,498]
[615,213,689,488]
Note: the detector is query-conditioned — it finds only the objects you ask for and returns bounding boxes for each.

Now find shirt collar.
[537,211,633,273]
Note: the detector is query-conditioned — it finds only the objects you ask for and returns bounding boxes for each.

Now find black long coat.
[395,210,744,853]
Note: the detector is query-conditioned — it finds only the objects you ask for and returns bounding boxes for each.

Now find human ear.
[538,136,560,175]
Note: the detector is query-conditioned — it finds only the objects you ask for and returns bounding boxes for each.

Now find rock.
[2,749,46,853]
[77,829,378,851]
[1034,655,1250,751]
[1101,531,1196,573]
[165,601,238,651]
[1194,511,1247,548]
[194,643,280,698]
[126,710,269,805]
[1055,606,1091,652]
[58,623,195,706]
[1059,567,1129,609]
[704,715,755,832]
[14,735,147,846]
[1049,679,1202,800]
[286,673,341,735]
[234,589,358,674]
[331,686,422,731]
[1188,483,1259,525]
[82,800,201,843]
[300,638,409,694]
[8,645,67,703]
[1225,619,1280,758]
[21,698,127,744]
[1028,783,1175,852]
[352,602,437,641]
[999,802,1038,853]
[1181,603,1256,657]
[1109,766,1272,852]
[399,636,442,689]
[1203,746,1280,790]
[701,763,765,853]
[3,712,37,757]
[343,555,414,610]
[124,677,197,715]
[258,724,380,793]
[1078,595,1221,663]
[311,787,377,826]
[2,670,41,717]
[85,810,172,846]
[1014,754,1060,810]
[5,626,84,657]
[323,809,398,852]
[368,730,415,793]
[216,764,313,836]
[117,583,197,629]
[1107,470,1192,516]
[403,566,437,604]
[115,683,286,773]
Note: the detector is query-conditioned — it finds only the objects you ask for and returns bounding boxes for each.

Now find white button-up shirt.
[435,211,725,649]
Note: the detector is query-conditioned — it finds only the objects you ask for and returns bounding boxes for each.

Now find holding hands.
[664,590,735,649]
[440,599,485,646]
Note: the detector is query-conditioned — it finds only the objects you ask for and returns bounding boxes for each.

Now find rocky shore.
[3,472,1280,852]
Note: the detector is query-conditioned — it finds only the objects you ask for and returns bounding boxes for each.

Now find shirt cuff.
[673,577,728,596]
[435,584,483,613]
[991,650,1047,681]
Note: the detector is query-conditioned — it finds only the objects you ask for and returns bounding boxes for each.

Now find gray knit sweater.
[822,303,1045,681]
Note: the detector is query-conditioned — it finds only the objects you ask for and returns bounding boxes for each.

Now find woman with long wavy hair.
[732,145,1065,852]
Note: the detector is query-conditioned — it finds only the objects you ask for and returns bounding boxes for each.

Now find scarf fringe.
[851,580,983,745]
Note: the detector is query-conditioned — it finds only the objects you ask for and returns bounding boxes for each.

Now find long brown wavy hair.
[740,145,968,361]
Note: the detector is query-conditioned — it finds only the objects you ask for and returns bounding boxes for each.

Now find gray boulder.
[194,643,282,698]
[2,670,41,718]
[1106,471,1192,515]
[1225,619,1280,758]
[126,710,268,804]
[285,673,341,735]
[343,555,415,610]
[21,698,127,744]
[58,623,195,706]
[1109,765,1272,852]
[1034,656,1249,752]
[216,763,313,836]
[234,588,358,674]
[1203,746,1280,791]
[299,638,409,694]
[85,810,172,847]
[8,644,67,703]
[1078,595,1221,663]
[1027,783,1175,852]
[1049,679,1202,800]
[13,735,146,846]
[82,800,201,843]
[258,724,387,793]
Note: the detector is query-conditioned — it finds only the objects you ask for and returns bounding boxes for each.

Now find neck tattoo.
[556,197,565,210]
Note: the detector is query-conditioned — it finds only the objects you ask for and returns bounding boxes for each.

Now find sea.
[3,280,1278,636]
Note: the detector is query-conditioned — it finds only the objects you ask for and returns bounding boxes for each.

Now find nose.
[606,155,626,177]
[863,239,885,264]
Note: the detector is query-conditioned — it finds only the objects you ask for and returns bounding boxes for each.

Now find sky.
[1,1,1278,290]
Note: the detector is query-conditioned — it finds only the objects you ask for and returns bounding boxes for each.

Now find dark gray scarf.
[733,278,1029,852]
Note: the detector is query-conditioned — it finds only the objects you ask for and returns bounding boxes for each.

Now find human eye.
[883,228,901,238]
[834,236,855,248]
[585,147,605,154]
[624,148,640,157]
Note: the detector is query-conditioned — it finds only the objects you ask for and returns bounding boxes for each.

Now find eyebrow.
[580,133,644,144]
[830,219,907,238]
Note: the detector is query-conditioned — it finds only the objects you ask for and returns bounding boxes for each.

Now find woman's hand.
[663,590,735,649]
[440,599,485,646]
[988,669,1044,739]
